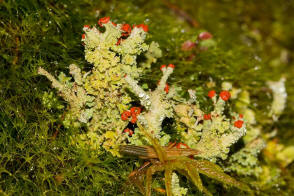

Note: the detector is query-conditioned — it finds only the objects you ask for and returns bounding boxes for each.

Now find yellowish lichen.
[39,18,162,156]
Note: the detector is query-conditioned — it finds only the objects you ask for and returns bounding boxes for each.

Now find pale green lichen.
[38,65,94,128]
[38,18,266,188]
[267,77,287,121]
[225,138,265,176]
[41,91,64,110]
[234,89,261,144]
[257,165,284,191]
[226,84,266,176]
[124,65,175,145]
[39,18,161,156]
[125,72,248,161]
[171,173,188,196]
[140,41,162,69]
[174,93,246,161]
[235,90,256,125]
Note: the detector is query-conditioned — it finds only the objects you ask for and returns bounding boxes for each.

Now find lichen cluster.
[171,173,188,196]
[174,90,247,161]
[38,17,161,156]
[38,16,289,195]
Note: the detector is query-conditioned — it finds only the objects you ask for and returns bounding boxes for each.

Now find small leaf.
[195,160,252,193]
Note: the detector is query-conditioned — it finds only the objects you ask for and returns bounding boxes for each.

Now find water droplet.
[30,165,34,171]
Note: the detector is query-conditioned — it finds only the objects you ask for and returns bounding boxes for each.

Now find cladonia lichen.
[267,77,287,121]
[171,173,188,196]
[174,90,247,161]
[38,17,161,156]
[39,17,267,192]
[225,138,265,176]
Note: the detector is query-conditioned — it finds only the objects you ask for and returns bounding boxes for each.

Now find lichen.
[225,138,265,176]
[123,64,175,145]
[171,173,188,196]
[174,90,247,161]
[267,77,287,121]
[38,16,269,194]
[38,18,161,156]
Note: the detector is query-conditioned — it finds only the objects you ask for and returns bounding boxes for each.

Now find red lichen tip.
[208,90,216,98]
[198,32,213,40]
[121,24,132,33]
[168,64,175,69]
[234,120,244,128]
[130,107,141,115]
[204,114,211,120]
[112,22,117,27]
[176,143,189,149]
[121,110,131,121]
[130,115,137,124]
[164,84,169,94]
[116,38,122,46]
[160,65,166,71]
[142,24,148,32]
[136,24,148,32]
[83,25,90,29]
[239,114,244,119]
[82,34,86,40]
[220,91,231,101]
[123,128,133,136]
[98,16,110,26]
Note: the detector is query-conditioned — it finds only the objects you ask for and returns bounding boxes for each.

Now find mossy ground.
[1,0,294,195]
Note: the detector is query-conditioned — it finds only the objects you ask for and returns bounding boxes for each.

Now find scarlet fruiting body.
[130,115,137,124]
[176,143,189,149]
[208,90,216,98]
[168,64,175,69]
[82,34,85,39]
[160,65,166,71]
[121,24,132,36]
[121,24,131,32]
[204,114,211,120]
[164,84,169,94]
[234,120,243,128]
[98,16,110,26]
[136,24,148,32]
[130,107,141,115]
[124,128,133,136]
[220,91,231,101]
[121,110,131,121]
[116,38,122,45]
